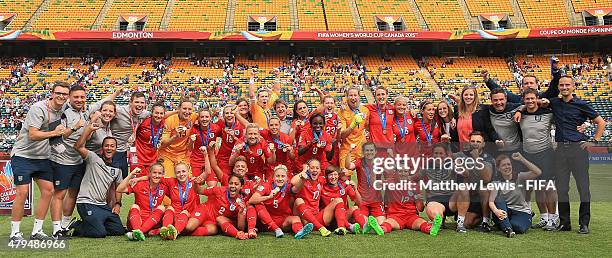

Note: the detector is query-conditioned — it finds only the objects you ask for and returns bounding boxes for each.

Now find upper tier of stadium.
[1,0,611,31]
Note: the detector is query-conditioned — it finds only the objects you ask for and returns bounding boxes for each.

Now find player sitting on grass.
[116,163,168,241]
[249,165,314,239]
[379,169,443,236]
[320,165,371,234]
[489,153,541,238]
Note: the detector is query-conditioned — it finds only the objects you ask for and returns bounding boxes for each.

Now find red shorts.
[387,213,422,230]
[271,215,287,228]
[190,204,215,226]
[359,202,385,217]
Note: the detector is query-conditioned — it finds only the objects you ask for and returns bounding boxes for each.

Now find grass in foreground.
[1,165,611,257]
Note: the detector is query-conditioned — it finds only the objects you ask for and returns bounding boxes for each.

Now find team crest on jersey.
[407,119,412,125]
[388,110,394,115]
[195,212,201,217]
[18,176,23,181]
[209,133,215,138]
[340,189,346,195]
[535,115,542,122]
[244,189,251,194]
[257,149,263,155]
[333,119,338,125]
[257,185,265,192]
[320,141,326,146]
[234,130,240,136]
[505,113,513,119]
[317,184,321,190]
[87,210,92,216]
[158,190,164,196]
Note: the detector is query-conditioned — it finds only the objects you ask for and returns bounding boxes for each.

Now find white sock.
[52,221,61,234]
[61,216,72,228]
[32,219,44,236]
[482,217,490,224]
[540,213,549,222]
[457,216,465,227]
[11,221,21,237]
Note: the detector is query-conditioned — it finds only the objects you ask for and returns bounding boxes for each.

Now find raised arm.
[74,121,101,159]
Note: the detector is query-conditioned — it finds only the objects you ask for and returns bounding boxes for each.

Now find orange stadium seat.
[322,0,355,30]
[355,0,422,30]
[414,0,468,30]
[464,0,513,15]
[31,0,105,30]
[298,0,327,30]
[571,0,612,12]
[167,0,227,31]
[233,0,292,31]
[100,0,168,30]
[0,0,44,30]
[363,55,435,102]
[517,0,569,27]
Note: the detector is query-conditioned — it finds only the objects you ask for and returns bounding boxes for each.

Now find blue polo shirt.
[549,96,599,142]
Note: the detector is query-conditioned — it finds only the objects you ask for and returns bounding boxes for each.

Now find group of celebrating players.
[8,60,606,242]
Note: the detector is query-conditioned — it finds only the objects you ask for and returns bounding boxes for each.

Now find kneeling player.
[380,171,443,236]
[345,142,386,225]
[117,163,168,241]
[250,165,314,239]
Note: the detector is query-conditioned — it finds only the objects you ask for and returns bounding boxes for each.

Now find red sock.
[334,203,348,228]
[128,208,142,230]
[352,208,367,226]
[246,206,257,231]
[419,222,432,234]
[148,228,160,236]
[221,222,238,237]
[141,208,164,233]
[255,205,279,231]
[191,226,211,236]
[174,212,189,234]
[291,222,303,234]
[162,209,175,227]
[297,203,323,229]
[381,222,393,233]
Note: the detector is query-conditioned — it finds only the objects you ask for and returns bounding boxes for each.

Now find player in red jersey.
[215,105,245,176]
[379,170,443,236]
[117,163,168,241]
[188,109,221,186]
[249,165,314,239]
[392,96,418,155]
[292,159,348,236]
[132,102,166,175]
[229,123,275,180]
[197,175,249,240]
[289,100,311,145]
[259,117,295,180]
[296,113,334,172]
[413,101,442,155]
[156,163,203,240]
[321,165,378,234]
[317,92,341,167]
[345,142,386,230]
[365,87,395,157]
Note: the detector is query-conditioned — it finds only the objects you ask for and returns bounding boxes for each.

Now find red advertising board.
[0,159,33,216]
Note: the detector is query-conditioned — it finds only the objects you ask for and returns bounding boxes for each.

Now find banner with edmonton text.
[0,159,33,216]
[0,25,611,41]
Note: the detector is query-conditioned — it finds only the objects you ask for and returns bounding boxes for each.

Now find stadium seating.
[464,0,513,16]
[355,0,422,30]
[100,0,169,30]
[297,0,327,30]
[321,0,355,30]
[0,0,44,30]
[427,56,516,102]
[571,0,612,11]
[516,0,570,28]
[233,0,292,31]
[362,55,434,102]
[414,0,468,30]
[167,0,228,31]
[31,0,105,30]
